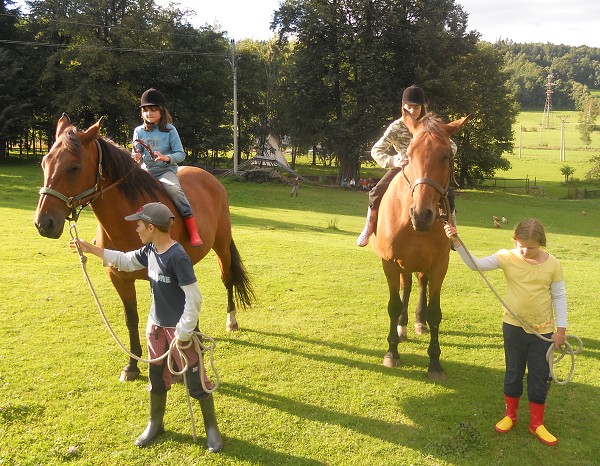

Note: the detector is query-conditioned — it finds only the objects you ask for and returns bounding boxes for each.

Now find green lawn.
[0,160,598,465]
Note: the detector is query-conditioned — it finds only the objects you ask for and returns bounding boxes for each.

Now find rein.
[38,140,133,222]
[133,139,158,161]
[69,221,219,441]
[451,232,583,385]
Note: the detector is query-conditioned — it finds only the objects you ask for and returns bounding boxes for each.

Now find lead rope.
[450,231,582,385]
[69,222,220,441]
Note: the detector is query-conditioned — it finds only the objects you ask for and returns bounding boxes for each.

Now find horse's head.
[34,114,104,238]
[403,111,470,232]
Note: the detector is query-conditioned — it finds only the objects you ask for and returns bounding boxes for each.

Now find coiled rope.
[69,222,220,440]
[452,232,582,385]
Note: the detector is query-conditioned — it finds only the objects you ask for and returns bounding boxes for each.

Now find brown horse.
[371,111,470,381]
[34,114,254,381]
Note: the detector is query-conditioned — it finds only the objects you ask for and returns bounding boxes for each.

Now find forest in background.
[1,0,598,185]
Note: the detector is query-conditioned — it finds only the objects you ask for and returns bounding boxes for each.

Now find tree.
[560,165,575,182]
[577,95,599,148]
[21,0,232,155]
[585,155,600,182]
[273,0,480,182]
[436,43,516,187]
[0,0,32,158]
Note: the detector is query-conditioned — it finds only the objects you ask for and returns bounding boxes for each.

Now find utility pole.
[558,115,569,161]
[226,39,240,174]
[519,125,523,159]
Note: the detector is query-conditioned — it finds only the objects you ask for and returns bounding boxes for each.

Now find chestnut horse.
[34,114,254,381]
[371,111,470,381]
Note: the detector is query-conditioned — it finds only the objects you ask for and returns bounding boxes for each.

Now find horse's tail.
[229,239,255,309]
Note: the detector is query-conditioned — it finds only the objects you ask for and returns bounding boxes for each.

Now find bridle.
[38,139,131,222]
[402,146,454,223]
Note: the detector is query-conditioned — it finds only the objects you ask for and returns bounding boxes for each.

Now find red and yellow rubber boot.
[528,401,558,446]
[495,395,520,433]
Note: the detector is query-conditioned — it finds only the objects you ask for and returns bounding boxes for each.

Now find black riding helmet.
[401,85,426,106]
[140,88,166,107]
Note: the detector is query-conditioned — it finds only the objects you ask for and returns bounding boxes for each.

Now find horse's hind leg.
[215,238,254,332]
[109,273,142,381]
[226,286,238,332]
[382,259,404,367]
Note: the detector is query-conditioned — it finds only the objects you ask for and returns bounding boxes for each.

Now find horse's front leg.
[414,273,429,335]
[108,271,142,382]
[398,272,412,342]
[382,259,404,367]
[425,281,446,381]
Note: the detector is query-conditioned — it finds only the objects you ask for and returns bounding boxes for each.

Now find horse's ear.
[55,113,71,139]
[80,116,104,144]
[446,114,472,135]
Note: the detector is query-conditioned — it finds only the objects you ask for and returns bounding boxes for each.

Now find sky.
[157,0,600,48]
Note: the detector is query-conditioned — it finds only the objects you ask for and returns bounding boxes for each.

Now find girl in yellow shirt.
[445,218,567,446]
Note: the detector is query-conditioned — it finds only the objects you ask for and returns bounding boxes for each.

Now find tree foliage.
[494,41,600,110]
[2,0,598,185]
[577,94,600,147]
[0,0,32,158]
[585,155,600,181]
[273,0,511,185]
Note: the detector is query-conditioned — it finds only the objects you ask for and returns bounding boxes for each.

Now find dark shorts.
[147,324,212,399]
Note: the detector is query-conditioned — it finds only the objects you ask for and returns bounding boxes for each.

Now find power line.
[0,38,225,57]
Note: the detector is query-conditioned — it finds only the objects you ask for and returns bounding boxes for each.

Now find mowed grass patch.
[498,110,600,198]
[0,164,599,465]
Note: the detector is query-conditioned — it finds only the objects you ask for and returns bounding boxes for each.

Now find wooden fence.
[479,177,544,196]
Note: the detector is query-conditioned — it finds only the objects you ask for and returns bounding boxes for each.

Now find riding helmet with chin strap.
[140,88,166,108]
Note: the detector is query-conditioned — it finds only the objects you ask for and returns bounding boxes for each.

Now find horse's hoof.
[414,323,429,335]
[120,367,140,382]
[383,353,401,368]
[225,321,239,332]
[427,370,447,382]
[397,325,408,342]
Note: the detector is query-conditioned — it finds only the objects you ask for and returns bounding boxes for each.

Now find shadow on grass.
[162,432,325,465]
[222,327,508,386]
[216,328,600,464]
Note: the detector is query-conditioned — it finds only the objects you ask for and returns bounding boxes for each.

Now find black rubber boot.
[135,392,167,447]
[200,395,223,453]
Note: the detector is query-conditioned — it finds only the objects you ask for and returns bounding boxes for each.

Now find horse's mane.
[60,127,167,202]
[97,137,167,201]
[419,113,447,141]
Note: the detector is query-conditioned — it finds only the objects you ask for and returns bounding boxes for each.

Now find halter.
[403,149,454,222]
[38,139,130,221]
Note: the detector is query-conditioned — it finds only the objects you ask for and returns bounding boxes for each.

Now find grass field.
[0,148,599,465]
